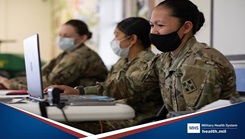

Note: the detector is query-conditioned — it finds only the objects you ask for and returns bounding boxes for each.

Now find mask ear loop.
[119,35,132,48]
[120,35,131,41]
[126,35,134,49]
[176,23,186,41]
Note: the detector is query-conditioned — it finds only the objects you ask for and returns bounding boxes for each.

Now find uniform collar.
[168,36,197,72]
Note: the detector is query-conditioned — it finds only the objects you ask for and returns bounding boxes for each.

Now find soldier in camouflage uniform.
[45,17,163,133]
[112,0,239,116]
[0,19,108,90]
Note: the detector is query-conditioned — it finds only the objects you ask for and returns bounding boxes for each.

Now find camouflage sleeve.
[106,55,160,99]
[42,58,59,76]
[83,85,99,95]
[180,48,239,110]
[42,52,88,88]
[128,55,160,92]
[76,81,106,95]
[9,77,27,90]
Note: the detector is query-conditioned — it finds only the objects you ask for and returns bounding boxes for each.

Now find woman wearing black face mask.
[113,0,239,117]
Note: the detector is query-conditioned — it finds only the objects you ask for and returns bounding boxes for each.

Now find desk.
[0,90,135,122]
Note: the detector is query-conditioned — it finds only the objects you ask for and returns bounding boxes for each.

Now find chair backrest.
[135,105,168,126]
[235,68,245,94]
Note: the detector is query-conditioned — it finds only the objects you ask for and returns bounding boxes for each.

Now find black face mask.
[149,26,183,52]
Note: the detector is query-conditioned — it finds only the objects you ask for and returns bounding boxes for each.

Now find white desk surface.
[0,90,135,122]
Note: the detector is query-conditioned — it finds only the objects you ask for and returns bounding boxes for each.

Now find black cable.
[48,88,75,127]
[56,103,74,126]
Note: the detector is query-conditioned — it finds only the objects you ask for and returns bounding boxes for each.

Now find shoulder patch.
[182,79,196,93]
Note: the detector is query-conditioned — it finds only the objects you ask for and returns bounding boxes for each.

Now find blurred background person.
[0,19,108,90]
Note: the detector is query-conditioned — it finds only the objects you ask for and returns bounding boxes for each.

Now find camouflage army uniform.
[9,44,108,90]
[79,50,163,132]
[117,37,239,115]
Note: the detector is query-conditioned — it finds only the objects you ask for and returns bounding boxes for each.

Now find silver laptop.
[23,34,115,105]
[23,34,45,102]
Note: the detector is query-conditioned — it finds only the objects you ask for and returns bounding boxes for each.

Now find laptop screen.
[23,34,44,101]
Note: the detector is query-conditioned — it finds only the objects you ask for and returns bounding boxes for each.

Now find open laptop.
[23,34,45,102]
[23,34,115,105]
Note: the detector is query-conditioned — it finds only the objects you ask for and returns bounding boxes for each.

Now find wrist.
[74,86,85,95]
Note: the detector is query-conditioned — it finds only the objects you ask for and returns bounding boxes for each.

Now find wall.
[0,0,244,68]
[0,0,52,62]
[191,0,211,46]
[213,0,245,56]
[213,0,245,68]
[212,0,245,91]
[0,0,211,65]
[98,0,124,68]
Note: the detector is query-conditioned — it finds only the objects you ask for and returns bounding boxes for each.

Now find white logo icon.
[187,123,200,133]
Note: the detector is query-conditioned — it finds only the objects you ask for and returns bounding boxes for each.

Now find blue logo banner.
[117,102,245,139]
[0,103,87,139]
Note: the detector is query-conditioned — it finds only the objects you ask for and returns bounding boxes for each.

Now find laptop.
[23,34,45,102]
[23,34,115,106]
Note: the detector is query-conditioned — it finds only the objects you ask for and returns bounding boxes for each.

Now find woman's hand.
[0,76,11,89]
[43,85,80,95]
